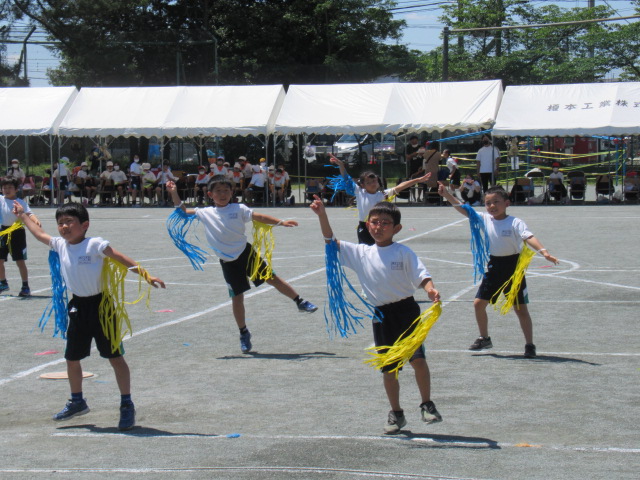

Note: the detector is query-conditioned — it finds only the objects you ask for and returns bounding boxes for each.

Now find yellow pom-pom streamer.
[99,258,132,354]
[385,193,397,203]
[0,220,24,256]
[248,220,275,281]
[491,244,536,315]
[365,302,442,378]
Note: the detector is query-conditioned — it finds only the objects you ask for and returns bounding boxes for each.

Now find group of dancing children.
[2,155,557,435]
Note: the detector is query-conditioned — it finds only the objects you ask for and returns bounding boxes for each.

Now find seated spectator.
[459,174,482,205]
[155,161,177,205]
[110,163,129,206]
[141,163,158,205]
[244,165,266,204]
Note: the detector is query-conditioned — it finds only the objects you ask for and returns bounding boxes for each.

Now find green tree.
[404,0,631,85]
[11,0,412,87]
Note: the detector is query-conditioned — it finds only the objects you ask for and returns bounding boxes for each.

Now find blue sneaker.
[53,399,90,421]
[118,403,136,431]
[240,330,252,353]
[297,300,318,313]
[18,286,31,297]
[0,282,8,294]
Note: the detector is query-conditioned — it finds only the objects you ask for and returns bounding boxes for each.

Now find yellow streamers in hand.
[365,302,442,377]
[0,220,24,255]
[248,220,275,281]
[98,259,153,354]
[491,244,536,315]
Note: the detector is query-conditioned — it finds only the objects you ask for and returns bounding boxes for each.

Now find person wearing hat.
[129,155,143,207]
[110,163,129,206]
[141,163,157,205]
[548,162,567,203]
[53,158,71,205]
[6,159,26,184]
[244,164,266,204]
[240,158,253,182]
[210,157,228,177]
[155,161,177,206]
[194,165,211,205]
[98,161,116,205]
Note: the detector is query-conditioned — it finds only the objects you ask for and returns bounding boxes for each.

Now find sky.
[1,1,638,87]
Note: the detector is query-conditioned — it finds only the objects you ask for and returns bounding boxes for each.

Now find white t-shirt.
[210,165,228,177]
[49,236,109,297]
[446,156,458,170]
[129,161,142,176]
[339,241,431,306]
[476,145,500,173]
[0,195,31,226]
[142,171,157,186]
[249,172,265,188]
[478,212,533,257]
[110,170,128,184]
[195,203,253,261]
[352,179,395,222]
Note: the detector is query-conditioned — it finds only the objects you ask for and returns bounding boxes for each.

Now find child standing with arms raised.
[311,197,442,434]
[329,156,430,245]
[438,184,558,358]
[166,176,317,354]
[14,202,165,430]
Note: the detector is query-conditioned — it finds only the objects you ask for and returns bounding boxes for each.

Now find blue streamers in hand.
[460,204,490,283]
[38,250,69,339]
[166,208,208,271]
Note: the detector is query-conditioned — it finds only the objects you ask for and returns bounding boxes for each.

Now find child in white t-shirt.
[311,197,442,435]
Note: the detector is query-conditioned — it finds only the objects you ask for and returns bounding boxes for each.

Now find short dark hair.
[207,174,233,190]
[358,171,382,190]
[0,178,19,189]
[55,202,90,223]
[368,201,401,226]
[485,186,509,200]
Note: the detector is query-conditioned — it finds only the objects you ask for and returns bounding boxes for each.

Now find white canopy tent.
[0,86,78,170]
[274,80,503,135]
[492,82,640,137]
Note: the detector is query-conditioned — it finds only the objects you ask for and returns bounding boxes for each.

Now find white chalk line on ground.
[43,432,640,456]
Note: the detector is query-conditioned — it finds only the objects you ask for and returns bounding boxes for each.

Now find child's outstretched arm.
[252,212,297,227]
[12,203,51,246]
[392,172,431,195]
[419,277,441,303]
[310,195,339,246]
[103,246,166,288]
[166,181,196,215]
[437,181,469,217]
[524,236,558,265]
[329,155,347,177]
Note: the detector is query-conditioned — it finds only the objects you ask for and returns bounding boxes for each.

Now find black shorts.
[372,296,426,373]
[450,169,461,186]
[130,176,141,190]
[219,243,270,297]
[65,293,124,361]
[476,254,528,305]
[357,221,375,245]
[0,225,27,261]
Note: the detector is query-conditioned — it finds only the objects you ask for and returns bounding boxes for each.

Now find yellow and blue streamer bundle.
[491,244,536,315]
[460,204,490,283]
[323,240,378,338]
[166,208,208,270]
[98,258,134,354]
[365,302,442,377]
[38,250,69,339]
[248,221,275,281]
[0,220,24,256]
[327,174,356,201]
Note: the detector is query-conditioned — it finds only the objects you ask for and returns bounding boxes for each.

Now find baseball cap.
[80,161,88,167]
[238,156,247,161]
[11,158,19,164]
[106,161,114,167]
[142,163,151,170]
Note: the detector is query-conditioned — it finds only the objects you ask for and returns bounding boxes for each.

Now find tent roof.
[274,80,503,135]
[57,85,285,138]
[0,86,78,136]
[493,82,640,137]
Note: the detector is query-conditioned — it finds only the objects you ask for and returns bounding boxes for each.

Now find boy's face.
[56,215,90,245]
[366,213,401,247]
[207,183,233,207]
[1,184,17,199]
[484,193,509,219]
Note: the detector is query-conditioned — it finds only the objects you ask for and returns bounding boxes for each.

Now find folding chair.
[595,174,614,202]
[623,174,640,204]
[510,177,533,205]
[526,170,546,199]
[546,178,565,204]
[567,171,586,204]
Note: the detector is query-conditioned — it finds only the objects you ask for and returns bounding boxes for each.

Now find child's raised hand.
[166,181,176,192]
[329,155,341,165]
[12,203,25,217]
[437,181,447,197]
[309,195,325,215]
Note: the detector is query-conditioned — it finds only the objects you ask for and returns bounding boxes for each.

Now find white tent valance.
[274,80,503,135]
[57,85,286,138]
[0,86,78,136]
[493,82,640,137]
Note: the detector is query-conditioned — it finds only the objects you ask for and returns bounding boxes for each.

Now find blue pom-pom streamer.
[324,240,380,338]
[166,208,208,271]
[38,250,69,339]
[460,204,490,283]
[327,174,356,202]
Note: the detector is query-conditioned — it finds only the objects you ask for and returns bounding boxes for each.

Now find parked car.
[333,133,398,165]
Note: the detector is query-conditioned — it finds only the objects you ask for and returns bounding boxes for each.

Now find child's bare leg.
[231,293,246,329]
[383,372,401,411]
[410,357,431,403]
[109,356,131,395]
[67,360,84,394]
[514,304,533,344]
[473,298,490,337]
[0,259,6,280]
[16,259,28,282]
[265,275,297,300]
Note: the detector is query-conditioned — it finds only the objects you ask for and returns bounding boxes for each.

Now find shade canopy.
[57,85,286,138]
[274,80,503,135]
[493,82,640,137]
[0,86,78,136]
